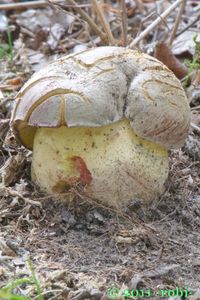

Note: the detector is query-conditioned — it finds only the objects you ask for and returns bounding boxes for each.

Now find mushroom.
[11,47,190,207]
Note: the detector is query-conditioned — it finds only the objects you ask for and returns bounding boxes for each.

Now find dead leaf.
[0,152,26,186]
[190,289,200,300]
[142,264,179,279]
[6,77,23,86]
[154,42,188,79]
[0,119,9,142]
[128,274,144,289]
[0,84,19,91]
[172,31,200,56]
[187,70,200,106]
[0,237,17,257]
[0,90,4,100]
[115,236,133,244]
[191,111,200,127]
[183,135,200,161]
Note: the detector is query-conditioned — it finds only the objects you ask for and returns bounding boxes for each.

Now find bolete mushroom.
[11,47,190,207]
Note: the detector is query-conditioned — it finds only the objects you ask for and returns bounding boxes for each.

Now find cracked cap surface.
[11,46,190,149]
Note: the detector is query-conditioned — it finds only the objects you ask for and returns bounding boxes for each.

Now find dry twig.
[50,0,108,43]
[176,13,200,37]
[191,122,200,133]
[0,185,42,208]
[91,0,115,45]
[120,0,128,46]
[0,0,58,10]
[0,0,92,10]
[168,0,187,46]
[129,0,186,48]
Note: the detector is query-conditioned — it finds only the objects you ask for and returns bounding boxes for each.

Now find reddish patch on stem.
[70,156,92,185]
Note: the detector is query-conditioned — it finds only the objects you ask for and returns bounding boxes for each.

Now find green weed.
[183,34,200,86]
[0,28,13,61]
[0,258,44,300]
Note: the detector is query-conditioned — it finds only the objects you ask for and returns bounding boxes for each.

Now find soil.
[0,136,200,299]
[0,1,200,299]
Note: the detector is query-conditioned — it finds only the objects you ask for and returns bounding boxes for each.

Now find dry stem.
[120,0,128,46]
[0,184,42,208]
[0,0,92,10]
[168,0,187,46]
[50,0,108,43]
[0,0,58,10]
[176,13,200,37]
[129,0,185,48]
[191,122,200,133]
[91,0,115,45]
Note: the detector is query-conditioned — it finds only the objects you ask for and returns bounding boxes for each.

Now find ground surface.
[0,1,200,299]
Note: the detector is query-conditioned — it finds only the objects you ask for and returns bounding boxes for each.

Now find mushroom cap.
[11,46,190,149]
